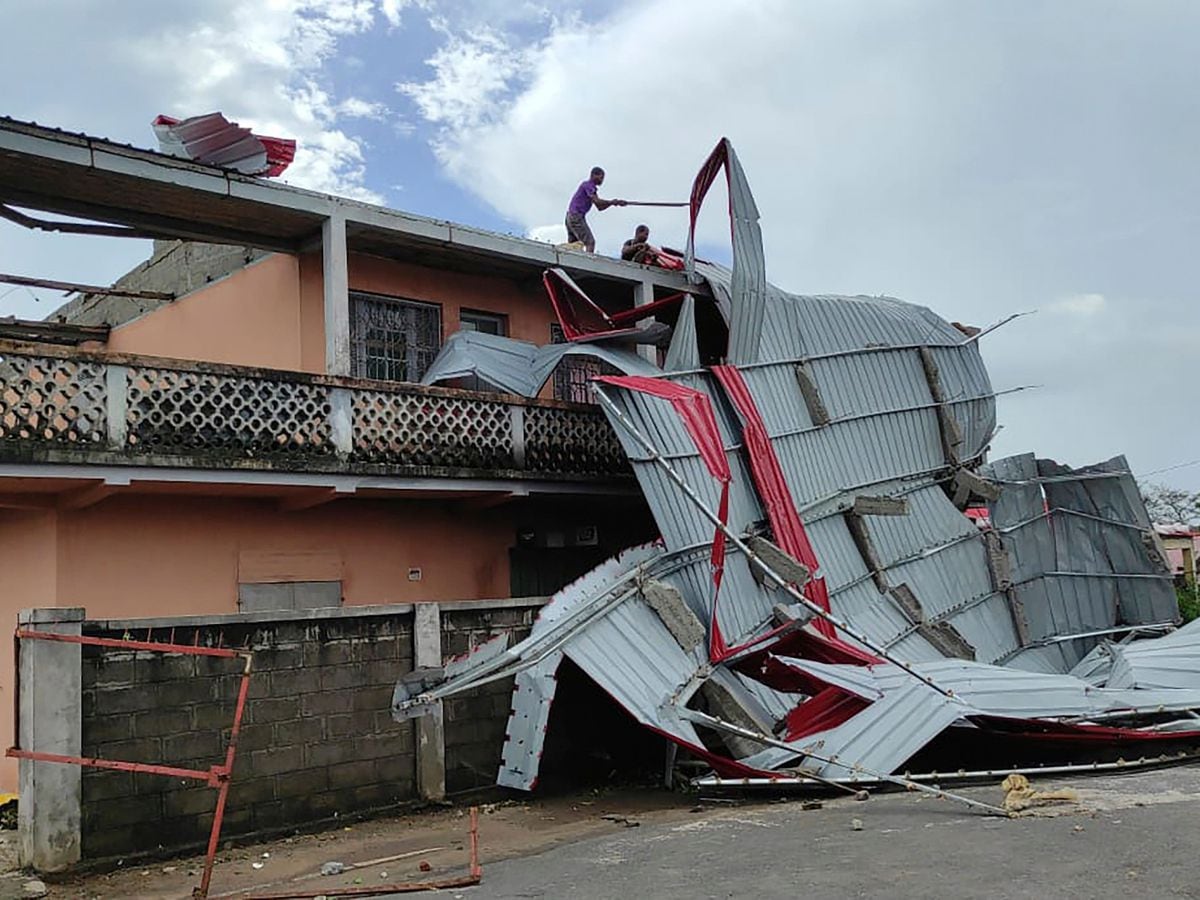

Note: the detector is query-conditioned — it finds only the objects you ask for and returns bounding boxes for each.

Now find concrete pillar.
[509,406,526,469]
[322,212,351,376]
[328,387,353,458]
[413,603,446,801]
[104,365,128,450]
[634,280,658,364]
[17,607,84,872]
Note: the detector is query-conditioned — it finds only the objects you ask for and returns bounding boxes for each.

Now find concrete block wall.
[47,599,544,864]
[53,241,266,327]
[79,615,413,859]
[441,607,537,793]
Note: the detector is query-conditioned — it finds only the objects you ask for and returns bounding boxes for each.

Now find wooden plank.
[793,363,830,426]
[0,317,110,346]
[953,468,1002,503]
[918,621,977,660]
[746,535,811,587]
[844,512,888,591]
[852,495,909,517]
[888,583,925,625]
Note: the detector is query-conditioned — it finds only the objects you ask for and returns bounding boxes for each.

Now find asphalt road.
[446,767,1200,900]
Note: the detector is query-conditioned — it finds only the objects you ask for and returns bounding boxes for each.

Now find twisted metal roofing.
[393,136,1200,791]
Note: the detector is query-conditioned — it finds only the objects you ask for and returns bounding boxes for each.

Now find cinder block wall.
[76,601,538,860]
[441,608,536,793]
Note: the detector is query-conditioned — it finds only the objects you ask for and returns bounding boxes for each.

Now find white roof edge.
[0,118,697,291]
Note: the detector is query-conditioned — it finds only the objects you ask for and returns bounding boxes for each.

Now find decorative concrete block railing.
[0,342,630,480]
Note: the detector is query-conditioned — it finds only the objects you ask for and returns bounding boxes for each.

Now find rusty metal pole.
[196,651,254,899]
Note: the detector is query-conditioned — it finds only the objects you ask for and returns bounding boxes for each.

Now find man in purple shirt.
[565,166,626,253]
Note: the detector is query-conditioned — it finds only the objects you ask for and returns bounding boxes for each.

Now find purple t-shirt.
[567,180,597,216]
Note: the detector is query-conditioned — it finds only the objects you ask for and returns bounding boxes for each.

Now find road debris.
[244,808,482,899]
[601,815,641,828]
[1002,774,1080,813]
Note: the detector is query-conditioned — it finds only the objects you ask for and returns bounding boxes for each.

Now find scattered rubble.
[1002,774,1080,813]
[601,815,641,828]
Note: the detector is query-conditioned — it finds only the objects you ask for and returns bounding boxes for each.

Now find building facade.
[0,117,696,788]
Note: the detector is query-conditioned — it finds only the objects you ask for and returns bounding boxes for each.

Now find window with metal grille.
[350,292,442,382]
[549,323,621,404]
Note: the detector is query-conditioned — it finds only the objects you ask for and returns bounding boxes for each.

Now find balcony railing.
[0,343,631,481]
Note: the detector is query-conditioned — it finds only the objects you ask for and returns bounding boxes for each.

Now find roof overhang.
[0,117,698,292]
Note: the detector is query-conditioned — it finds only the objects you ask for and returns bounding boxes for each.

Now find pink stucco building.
[0,118,699,788]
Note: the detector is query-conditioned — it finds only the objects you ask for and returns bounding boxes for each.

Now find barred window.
[549,323,620,404]
[350,293,442,383]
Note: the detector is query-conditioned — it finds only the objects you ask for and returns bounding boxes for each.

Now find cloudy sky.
[1,0,1198,488]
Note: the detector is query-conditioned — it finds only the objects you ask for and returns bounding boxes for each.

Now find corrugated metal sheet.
[1104,620,1200,690]
[152,112,295,176]
[684,141,767,366]
[663,294,700,371]
[742,657,1200,777]
[420,330,655,396]
[392,136,1199,793]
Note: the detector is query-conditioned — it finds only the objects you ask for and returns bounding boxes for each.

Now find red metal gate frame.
[7,628,254,899]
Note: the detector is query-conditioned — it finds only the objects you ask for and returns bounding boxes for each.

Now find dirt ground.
[6,763,1200,899]
[0,786,702,899]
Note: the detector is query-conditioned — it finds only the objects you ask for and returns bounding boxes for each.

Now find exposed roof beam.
[0,185,302,254]
[0,118,700,292]
[0,317,110,345]
[0,204,157,240]
[0,272,174,302]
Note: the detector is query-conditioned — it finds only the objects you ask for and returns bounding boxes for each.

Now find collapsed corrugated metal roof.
[396,137,1200,795]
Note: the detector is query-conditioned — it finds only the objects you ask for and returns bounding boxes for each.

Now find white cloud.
[397,25,535,134]
[129,0,386,201]
[379,0,429,28]
[337,97,389,119]
[397,0,1200,488]
[527,224,566,243]
[0,0,397,321]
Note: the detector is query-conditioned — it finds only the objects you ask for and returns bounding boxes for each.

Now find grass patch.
[1177,587,1200,624]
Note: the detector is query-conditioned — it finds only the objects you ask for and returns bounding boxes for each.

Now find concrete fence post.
[17,607,85,872]
[413,603,446,801]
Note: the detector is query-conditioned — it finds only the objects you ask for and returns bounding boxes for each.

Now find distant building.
[1155,524,1199,587]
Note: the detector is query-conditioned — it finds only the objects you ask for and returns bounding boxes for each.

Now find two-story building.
[0,117,707,786]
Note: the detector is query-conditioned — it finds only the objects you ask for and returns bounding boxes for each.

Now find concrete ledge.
[84,596,548,633]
